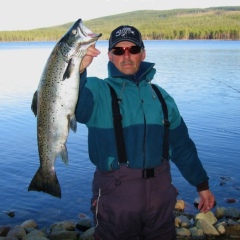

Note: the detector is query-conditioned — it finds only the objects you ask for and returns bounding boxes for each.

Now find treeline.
[0,29,64,42]
[1,7,240,41]
[86,7,240,40]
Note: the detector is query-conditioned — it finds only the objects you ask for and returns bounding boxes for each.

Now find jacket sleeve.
[75,70,94,123]
[169,117,209,189]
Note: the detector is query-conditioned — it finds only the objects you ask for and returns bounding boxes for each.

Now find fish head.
[59,19,102,58]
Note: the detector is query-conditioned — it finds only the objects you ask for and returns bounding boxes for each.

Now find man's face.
[108,41,146,75]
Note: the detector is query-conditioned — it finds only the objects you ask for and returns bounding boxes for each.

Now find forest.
[0,7,240,41]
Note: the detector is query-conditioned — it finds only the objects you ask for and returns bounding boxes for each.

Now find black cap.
[108,25,144,51]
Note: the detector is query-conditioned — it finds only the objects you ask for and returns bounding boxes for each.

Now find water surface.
[0,40,239,227]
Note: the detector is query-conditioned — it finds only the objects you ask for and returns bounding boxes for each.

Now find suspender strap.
[151,84,170,161]
[107,83,170,165]
[108,84,128,164]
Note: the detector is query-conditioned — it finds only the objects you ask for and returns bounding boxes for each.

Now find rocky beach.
[1,200,240,240]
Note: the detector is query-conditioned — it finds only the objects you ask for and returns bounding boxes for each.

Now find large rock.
[76,218,92,232]
[0,225,11,237]
[176,227,191,237]
[50,230,78,240]
[215,207,226,219]
[175,199,185,211]
[21,219,38,229]
[195,211,217,225]
[215,223,226,235]
[50,220,75,233]
[225,207,240,218]
[175,215,191,228]
[23,236,49,240]
[22,229,47,240]
[195,219,220,236]
[79,227,95,240]
[225,224,240,235]
[189,226,204,238]
[7,225,26,239]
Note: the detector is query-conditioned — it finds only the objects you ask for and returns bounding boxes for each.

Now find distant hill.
[1,7,240,41]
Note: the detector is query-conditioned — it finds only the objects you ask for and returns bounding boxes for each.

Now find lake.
[0,40,239,228]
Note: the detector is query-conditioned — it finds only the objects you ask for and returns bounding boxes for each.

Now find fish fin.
[59,144,68,165]
[31,91,38,116]
[70,114,77,133]
[63,58,74,81]
[28,167,61,198]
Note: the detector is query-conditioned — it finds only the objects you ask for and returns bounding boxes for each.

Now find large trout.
[28,19,101,198]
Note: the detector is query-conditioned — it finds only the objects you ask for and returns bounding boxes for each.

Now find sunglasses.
[111,46,142,56]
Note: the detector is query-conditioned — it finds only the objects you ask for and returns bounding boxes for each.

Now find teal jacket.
[75,61,209,188]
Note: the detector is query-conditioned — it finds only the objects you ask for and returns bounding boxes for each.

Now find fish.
[28,19,102,198]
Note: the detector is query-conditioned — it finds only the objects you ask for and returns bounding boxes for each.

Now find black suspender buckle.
[142,168,155,179]
[113,113,122,121]
[164,119,170,127]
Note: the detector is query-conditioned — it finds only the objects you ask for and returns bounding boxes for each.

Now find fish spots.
[29,19,102,198]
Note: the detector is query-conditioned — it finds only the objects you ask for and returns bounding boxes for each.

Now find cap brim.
[109,39,142,50]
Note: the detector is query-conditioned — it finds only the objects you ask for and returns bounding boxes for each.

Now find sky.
[0,0,240,31]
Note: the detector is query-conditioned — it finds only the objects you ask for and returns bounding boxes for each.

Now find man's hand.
[198,189,215,213]
[80,45,101,73]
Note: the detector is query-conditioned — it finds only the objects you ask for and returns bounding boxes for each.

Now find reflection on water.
[0,41,240,227]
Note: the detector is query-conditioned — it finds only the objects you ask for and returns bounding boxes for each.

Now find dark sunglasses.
[111,46,142,56]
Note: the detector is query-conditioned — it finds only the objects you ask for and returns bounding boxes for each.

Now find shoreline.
[1,204,240,240]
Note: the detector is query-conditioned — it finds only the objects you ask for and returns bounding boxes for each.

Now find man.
[75,25,215,240]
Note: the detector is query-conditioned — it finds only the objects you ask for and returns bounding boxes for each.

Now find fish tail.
[28,167,61,198]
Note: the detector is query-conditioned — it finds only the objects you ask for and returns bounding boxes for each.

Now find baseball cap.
[108,25,145,51]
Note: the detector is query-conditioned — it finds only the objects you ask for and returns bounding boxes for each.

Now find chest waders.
[108,83,170,178]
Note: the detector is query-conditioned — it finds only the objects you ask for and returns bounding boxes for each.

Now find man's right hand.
[80,45,101,73]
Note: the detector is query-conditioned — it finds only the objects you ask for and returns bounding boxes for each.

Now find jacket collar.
[107,61,156,83]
